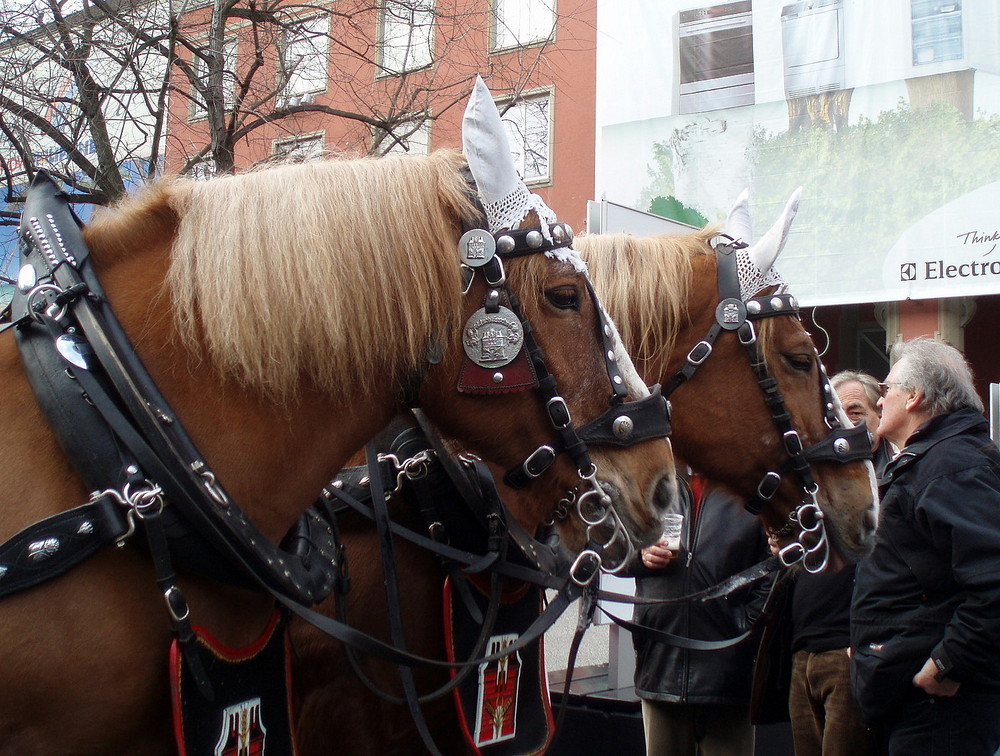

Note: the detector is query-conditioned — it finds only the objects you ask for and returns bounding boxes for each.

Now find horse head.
[417,77,677,574]
[579,190,878,570]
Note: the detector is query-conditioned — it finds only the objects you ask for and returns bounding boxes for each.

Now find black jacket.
[851,408,1000,710]
[789,440,893,654]
[631,480,770,705]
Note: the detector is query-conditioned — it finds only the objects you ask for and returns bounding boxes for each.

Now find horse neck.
[90,235,401,543]
[658,254,784,489]
[642,253,743,473]
[662,253,721,376]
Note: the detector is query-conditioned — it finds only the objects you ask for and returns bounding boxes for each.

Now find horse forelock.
[577,228,716,366]
[755,306,795,367]
[166,149,474,401]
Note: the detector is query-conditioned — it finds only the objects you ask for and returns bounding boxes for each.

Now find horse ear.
[725,188,752,243]
[461,75,556,232]
[462,75,521,209]
[746,187,802,273]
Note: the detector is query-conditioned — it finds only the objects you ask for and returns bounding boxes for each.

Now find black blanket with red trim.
[445,577,554,756]
[170,611,297,756]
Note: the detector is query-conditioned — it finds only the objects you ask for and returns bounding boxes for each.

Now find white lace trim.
[736,248,785,299]
[483,182,586,272]
[483,183,557,235]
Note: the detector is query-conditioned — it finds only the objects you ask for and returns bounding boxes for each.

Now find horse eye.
[785,354,813,372]
[546,286,579,310]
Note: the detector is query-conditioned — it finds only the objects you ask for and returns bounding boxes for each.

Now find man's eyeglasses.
[878,381,903,396]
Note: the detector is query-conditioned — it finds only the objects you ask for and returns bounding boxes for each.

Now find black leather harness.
[1,171,341,608]
[662,237,873,572]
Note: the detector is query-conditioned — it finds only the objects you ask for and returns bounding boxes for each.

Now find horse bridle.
[661,236,872,573]
[453,214,673,581]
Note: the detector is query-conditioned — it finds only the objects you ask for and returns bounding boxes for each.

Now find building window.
[279,16,329,106]
[188,157,217,180]
[191,39,238,119]
[500,92,551,184]
[492,0,555,52]
[378,0,435,76]
[273,132,326,162]
[373,117,431,155]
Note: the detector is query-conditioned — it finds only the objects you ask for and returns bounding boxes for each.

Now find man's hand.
[641,540,677,569]
[767,533,781,557]
[913,657,960,697]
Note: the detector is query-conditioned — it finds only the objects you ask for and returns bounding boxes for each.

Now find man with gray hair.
[851,338,1000,754]
[831,370,894,475]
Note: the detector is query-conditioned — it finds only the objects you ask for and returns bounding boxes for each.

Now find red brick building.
[165,0,597,232]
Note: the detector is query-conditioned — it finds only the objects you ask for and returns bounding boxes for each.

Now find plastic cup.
[661,513,684,550]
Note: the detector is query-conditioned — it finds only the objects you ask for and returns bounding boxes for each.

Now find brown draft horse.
[579,200,878,563]
[0,150,676,754]
[290,194,879,755]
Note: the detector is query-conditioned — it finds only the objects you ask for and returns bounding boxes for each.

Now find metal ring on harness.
[483,256,506,286]
[124,481,165,519]
[25,283,69,323]
[378,450,435,495]
[585,509,635,575]
[774,498,831,573]
[575,486,613,527]
[545,491,575,526]
[163,585,191,623]
[778,541,805,568]
[801,529,830,573]
[738,321,757,345]
[460,265,474,295]
[793,500,824,533]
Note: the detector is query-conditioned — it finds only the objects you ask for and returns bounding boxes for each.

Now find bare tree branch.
[0,0,564,225]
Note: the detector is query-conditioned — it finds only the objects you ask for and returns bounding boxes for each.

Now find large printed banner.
[596,0,1000,306]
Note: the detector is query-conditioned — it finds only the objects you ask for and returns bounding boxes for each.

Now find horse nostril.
[863,509,877,532]
[654,474,677,513]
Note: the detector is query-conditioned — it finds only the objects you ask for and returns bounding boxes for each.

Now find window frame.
[490,0,556,54]
[278,15,330,106]
[373,116,432,155]
[377,0,436,78]
[272,131,327,162]
[498,88,553,186]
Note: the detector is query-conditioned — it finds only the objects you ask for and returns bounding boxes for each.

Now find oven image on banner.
[782,0,849,132]
[474,634,522,747]
[677,1,755,114]
[781,0,844,98]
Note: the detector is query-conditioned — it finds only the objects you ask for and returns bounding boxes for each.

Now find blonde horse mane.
[156,149,476,400]
[577,227,718,366]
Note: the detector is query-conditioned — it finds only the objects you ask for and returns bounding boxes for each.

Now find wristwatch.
[931,649,954,680]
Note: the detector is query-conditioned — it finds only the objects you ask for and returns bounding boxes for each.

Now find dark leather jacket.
[631,480,770,705]
[851,408,1000,698]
